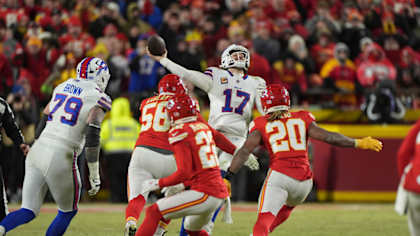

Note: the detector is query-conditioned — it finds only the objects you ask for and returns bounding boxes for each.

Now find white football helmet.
[220,44,250,71]
[76,57,110,91]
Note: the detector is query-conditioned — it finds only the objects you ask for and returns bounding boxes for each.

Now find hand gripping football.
[147,35,166,56]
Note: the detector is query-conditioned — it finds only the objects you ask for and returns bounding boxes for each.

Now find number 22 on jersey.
[48,93,83,126]
[266,119,306,153]
[195,130,219,169]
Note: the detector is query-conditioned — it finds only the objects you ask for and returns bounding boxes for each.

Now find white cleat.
[0,226,4,236]
[124,220,137,236]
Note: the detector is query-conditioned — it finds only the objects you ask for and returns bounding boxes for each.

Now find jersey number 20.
[48,93,83,126]
[266,119,306,153]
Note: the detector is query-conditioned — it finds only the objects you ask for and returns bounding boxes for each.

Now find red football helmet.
[158,74,187,94]
[261,84,290,114]
[167,94,198,124]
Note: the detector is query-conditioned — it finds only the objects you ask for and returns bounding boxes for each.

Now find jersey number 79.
[48,93,83,126]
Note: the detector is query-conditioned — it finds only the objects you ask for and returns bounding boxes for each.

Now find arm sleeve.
[211,128,236,155]
[159,58,212,92]
[2,101,24,146]
[159,141,193,187]
[397,120,420,177]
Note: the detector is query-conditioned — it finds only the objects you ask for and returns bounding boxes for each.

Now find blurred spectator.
[271,52,307,104]
[355,37,373,66]
[0,19,24,76]
[159,10,185,60]
[206,38,230,67]
[252,20,280,64]
[128,35,165,95]
[246,41,272,84]
[125,4,152,48]
[23,36,49,100]
[263,0,296,20]
[173,30,206,71]
[100,97,140,203]
[138,0,163,29]
[107,38,130,99]
[0,52,13,97]
[305,1,340,41]
[379,34,406,65]
[3,80,37,203]
[202,16,227,60]
[88,2,121,39]
[310,30,336,72]
[60,16,95,57]
[340,7,371,59]
[357,43,397,88]
[321,43,359,107]
[288,34,315,73]
[226,0,248,18]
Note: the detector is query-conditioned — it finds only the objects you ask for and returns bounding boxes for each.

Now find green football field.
[6,202,409,235]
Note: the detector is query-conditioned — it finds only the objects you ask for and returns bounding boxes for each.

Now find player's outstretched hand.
[244,154,260,170]
[147,48,167,62]
[162,183,185,197]
[142,179,160,194]
[20,144,30,156]
[88,176,101,196]
[355,136,383,152]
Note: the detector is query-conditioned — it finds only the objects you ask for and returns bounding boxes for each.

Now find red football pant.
[125,195,145,222]
[269,205,294,232]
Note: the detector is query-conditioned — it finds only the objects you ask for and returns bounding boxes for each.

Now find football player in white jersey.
[0,57,112,236]
[149,43,266,234]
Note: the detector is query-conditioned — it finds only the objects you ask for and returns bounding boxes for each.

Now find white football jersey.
[204,67,266,137]
[40,79,112,153]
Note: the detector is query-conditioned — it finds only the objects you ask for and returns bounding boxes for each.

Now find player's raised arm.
[147,44,212,92]
[308,121,383,152]
[85,105,106,196]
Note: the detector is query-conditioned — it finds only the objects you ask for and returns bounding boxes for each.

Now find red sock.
[269,205,294,233]
[136,204,162,236]
[253,212,275,236]
[185,229,209,236]
[125,195,146,222]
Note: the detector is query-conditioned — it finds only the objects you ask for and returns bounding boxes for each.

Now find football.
[147,35,166,56]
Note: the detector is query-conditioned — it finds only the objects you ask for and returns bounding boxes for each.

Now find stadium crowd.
[0,0,420,202]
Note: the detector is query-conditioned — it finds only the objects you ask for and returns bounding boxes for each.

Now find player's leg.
[126,147,177,235]
[45,150,81,236]
[252,170,286,236]
[183,135,244,235]
[268,172,313,233]
[0,152,48,234]
[138,190,222,236]
[407,192,420,236]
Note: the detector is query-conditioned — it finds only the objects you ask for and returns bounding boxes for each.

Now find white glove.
[142,179,160,194]
[244,154,260,171]
[87,162,101,196]
[162,183,185,197]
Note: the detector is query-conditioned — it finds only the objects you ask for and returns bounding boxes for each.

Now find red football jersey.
[398,119,420,193]
[250,111,315,181]
[159,121,229,199]
[135,94,173,151]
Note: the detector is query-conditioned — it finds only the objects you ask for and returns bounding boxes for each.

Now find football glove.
[142,179,160,194]
[87,162,100,196]
[244,154,260,170]
[355,136,383,152]
[162,183,185,197]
